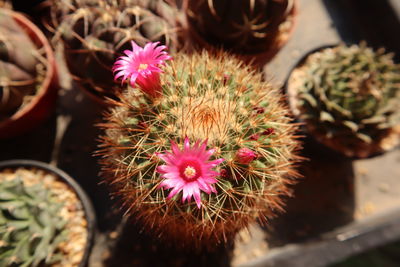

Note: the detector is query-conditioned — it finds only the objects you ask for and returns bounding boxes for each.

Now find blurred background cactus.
[99,50,301,247]
[0,166,89,266]
[185,0,296,65]
[47,0,181,102]
[0,174,67,266]
[287,43,400,158]
[0,8,46,121]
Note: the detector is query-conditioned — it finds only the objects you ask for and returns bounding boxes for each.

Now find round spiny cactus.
[50,0,180,101]
[98,49,301,248]
[287,43,400,158]
[185,0,296,64]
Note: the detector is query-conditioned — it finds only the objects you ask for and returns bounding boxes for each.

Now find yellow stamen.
[138,63,148,70]
[184,166,196,179]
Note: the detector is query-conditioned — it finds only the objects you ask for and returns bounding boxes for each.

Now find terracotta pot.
[285,45,400,158]
[184,0,298,69]
[0,159,96,266]
[0,9,59,138]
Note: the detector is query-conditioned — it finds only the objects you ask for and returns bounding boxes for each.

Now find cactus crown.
[0,176,67,266]
[289,43,400,157]
[0,9,46,120]
[99,50,301,247]
[50,0,179,99]
[187,0,294,54]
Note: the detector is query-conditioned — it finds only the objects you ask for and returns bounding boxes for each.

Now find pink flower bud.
[250,133,260,140]
[236,148,257,164]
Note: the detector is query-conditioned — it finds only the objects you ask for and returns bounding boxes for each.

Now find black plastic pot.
[0,159,96,267]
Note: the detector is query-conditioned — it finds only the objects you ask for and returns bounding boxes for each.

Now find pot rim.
[0,159,96,267]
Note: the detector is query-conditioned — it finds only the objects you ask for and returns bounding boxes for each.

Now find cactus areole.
[99,42,301,247]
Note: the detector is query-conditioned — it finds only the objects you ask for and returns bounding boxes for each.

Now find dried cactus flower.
[287,43,400,158]
[49,0,180,100]
[186,0,295,59]
[0,9,46,120]
[98,45,301,247]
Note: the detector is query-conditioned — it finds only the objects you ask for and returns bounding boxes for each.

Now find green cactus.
[0,176,68,266]
[288,43,400,157]
[0,9,45,120]
[50,0,180,100]
[98,51,301,247]
[186,0,295,55]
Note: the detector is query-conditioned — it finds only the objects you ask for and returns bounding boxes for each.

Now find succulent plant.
[49,0,180,100]
[186,0,295,57]
[0,177,68,266]
[98,43,301,247]
[287,43,400,157]
[0,9,45,121]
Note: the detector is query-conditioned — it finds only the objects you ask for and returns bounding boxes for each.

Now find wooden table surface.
[1,0,399,266]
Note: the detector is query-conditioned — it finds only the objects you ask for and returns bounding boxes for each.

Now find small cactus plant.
[0,166,88,266]
[0,8,46,121]
[185,0,296,64]
[49,0,180,101]
[287,43,400,158]
[98,42,301,247]
[0,176,67,266]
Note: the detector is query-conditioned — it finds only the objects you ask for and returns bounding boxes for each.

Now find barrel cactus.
[0,176,67,266]
[50,0,180,101]
[98,42,301,247]
[185,0,296,64]
[0,8,45,121]
[287,43,400,158]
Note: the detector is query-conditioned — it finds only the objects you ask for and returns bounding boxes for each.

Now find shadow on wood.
[103,217,233,267]
[264,136,355,247]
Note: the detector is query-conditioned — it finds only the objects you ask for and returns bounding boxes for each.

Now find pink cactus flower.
[156,138,224,209]
[113,41,172,97]
[236,148,257,164]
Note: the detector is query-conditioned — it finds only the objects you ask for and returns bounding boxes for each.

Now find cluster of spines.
[99,51,301,247]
